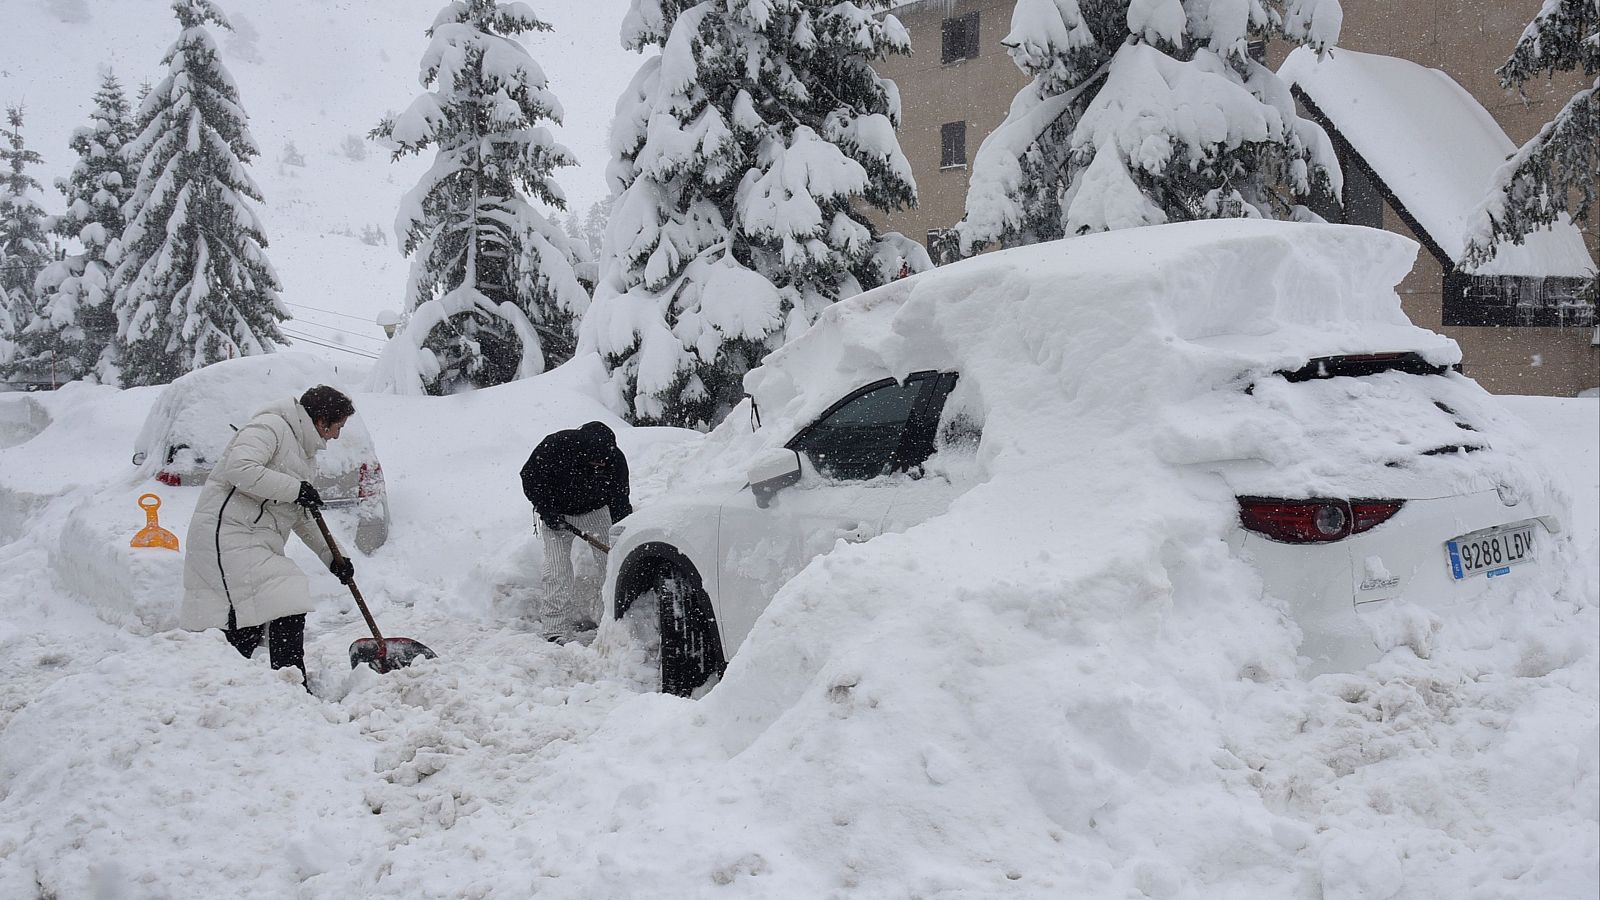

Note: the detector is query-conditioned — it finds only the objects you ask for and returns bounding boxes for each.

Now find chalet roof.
[1281,47,1595,279]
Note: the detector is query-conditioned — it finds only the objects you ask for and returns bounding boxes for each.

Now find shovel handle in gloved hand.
[310,508,386,645]
[296,481,325,510]
[309,507,436,673]
[559,519,611,554]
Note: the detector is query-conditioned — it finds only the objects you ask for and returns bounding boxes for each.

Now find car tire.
[620,556,725,698]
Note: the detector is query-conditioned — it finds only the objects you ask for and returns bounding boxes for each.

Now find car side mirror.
[748,448,803,509]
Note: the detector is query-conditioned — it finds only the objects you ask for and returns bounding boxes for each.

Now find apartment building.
[870,0,1599,396]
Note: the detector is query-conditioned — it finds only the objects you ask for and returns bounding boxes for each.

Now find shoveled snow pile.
[0,223,1595,897]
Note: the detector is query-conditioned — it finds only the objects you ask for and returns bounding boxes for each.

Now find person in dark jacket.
[520,421,631,637]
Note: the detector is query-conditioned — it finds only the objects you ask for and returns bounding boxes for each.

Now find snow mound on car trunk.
[548,222,1585,896]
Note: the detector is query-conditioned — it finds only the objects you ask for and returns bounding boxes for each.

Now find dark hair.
[300,385,355,425]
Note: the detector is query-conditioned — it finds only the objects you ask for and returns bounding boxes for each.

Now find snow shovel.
[309,507,435,673]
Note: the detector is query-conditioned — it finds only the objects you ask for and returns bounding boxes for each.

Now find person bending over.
[520,421,631,640]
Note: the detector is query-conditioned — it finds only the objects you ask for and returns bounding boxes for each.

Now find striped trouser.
[540,507,612,628]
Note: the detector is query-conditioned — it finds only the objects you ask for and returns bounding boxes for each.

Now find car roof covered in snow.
[737,219,1456,440]
[132,353,375,479]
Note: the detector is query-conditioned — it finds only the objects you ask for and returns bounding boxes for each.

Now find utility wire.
[283,317,389,344]
[282,329,379,356]
[283,300,391,325]
[280,329,381,360]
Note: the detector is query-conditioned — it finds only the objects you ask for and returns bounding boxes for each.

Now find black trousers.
[224,614,307,681]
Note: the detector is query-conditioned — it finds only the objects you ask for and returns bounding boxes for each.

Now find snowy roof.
[1280,47,1596,279]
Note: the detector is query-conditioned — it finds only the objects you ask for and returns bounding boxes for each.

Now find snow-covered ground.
[3,5,1597,897]
[0,353,1594,898]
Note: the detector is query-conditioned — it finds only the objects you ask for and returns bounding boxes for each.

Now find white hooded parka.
[180,398,337,630]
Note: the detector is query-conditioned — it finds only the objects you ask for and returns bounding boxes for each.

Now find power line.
[281,333,379,360]
[282,330,378,356]
[280,329,381,360]
[283,317,388,344]
[283,301,389,325]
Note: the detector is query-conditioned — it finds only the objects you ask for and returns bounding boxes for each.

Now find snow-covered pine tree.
[1463,0,1597,301]
[0,106,54,382]
[581,200,608,258]
[581,0,930,428]
[31,72,138,384]
[957,0,1344,252]
[368,0,588,396]
[109,0,286,388]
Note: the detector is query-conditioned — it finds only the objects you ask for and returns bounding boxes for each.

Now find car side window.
[789,376,933,480]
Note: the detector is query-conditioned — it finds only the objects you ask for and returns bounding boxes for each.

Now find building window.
[942,12,980,64]
[926,229,958,265]
[940,121,967,169]
[1246,39,1267,63]
[1443,271,1596,328]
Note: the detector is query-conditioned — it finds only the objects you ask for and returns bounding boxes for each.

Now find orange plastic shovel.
[130,494,180,551]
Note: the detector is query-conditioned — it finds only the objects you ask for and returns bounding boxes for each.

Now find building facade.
[871,0,1599,396]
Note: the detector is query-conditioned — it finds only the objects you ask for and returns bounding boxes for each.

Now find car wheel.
[620,558,725,697]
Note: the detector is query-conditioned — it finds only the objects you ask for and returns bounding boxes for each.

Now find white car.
[603,222,1567,695]
[130,354,391,554]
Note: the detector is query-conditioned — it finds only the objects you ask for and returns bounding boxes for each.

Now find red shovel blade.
[349,637,436,673]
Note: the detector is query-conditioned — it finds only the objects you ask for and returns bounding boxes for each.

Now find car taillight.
[156,470,182,486]
[358,463,383,499]
[1238,498,1404,543]
[1350,500,1404,533]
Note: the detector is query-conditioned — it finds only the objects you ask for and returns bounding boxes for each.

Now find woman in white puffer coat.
[181,386,357,685]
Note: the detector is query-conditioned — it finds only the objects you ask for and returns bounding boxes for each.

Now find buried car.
[601,221,1571,696]
[130,354,391,554]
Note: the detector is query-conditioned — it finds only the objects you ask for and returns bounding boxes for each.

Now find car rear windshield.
[1276,352,1455,383]
[1253,352,1491,465]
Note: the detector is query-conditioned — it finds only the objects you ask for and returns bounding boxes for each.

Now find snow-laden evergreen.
[0,106,53,380]
[368,0,589,397]
[957,0,1344,253]
[1464,0,1598,298]
[108,0,286,388]
[30,73,138,385]
[581,0,929,428]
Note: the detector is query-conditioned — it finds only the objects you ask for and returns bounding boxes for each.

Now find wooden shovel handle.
[310,507,386,651]
[559,519,611,554]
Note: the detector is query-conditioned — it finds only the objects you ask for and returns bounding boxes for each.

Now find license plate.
[1447,521,1537,580]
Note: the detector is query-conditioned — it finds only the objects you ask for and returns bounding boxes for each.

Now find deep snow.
[0,5,1597,896]
[0,337,1595,896]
